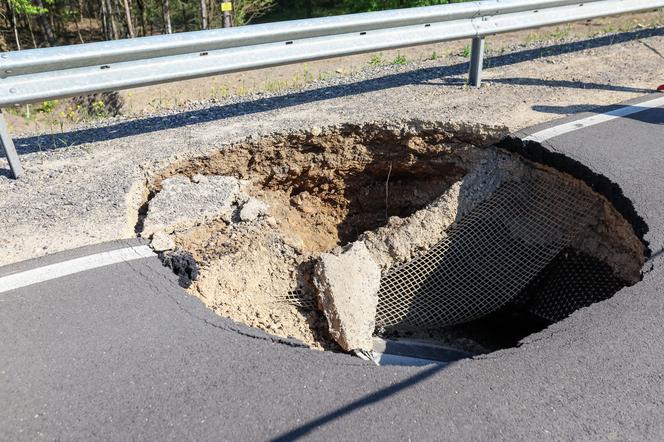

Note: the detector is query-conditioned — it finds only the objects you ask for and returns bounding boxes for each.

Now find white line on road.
[0,245,156,294]
[524,95,664,143]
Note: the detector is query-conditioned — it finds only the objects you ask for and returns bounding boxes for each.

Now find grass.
[38,100,59,114]
[369,53,383,66]
[548,25,572,41]
[392,54,408,65]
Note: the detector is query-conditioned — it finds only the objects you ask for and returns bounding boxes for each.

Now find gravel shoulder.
[1,28,664,266]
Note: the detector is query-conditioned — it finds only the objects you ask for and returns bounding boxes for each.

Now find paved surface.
[2,95,664,441]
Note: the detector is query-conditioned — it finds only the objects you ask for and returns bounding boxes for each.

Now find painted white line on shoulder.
[524,96,664,143]
[0,245,156,294]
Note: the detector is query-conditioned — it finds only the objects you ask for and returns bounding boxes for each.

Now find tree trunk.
[122,0,135,37]
[34,0,57,46]
[74,16,85,43]
[208,0,215,27]
[7,0,21,50]
[181,0,188,32]
[1,0,9,28]
[106,0,120,39]
[76,0,88,42]
[111,0,123,38]
[162,0,172,34]
[26,16,37,48]
[49,9,58,36]
[200,0,208,29]
[135,0,147,35]
[100,0,110,39]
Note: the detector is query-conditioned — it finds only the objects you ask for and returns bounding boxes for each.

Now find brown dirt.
[144,122,646,350]
[149,122,504,348]
[159,122,505,248]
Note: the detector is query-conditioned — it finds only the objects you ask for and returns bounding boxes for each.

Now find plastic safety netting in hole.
[272,289,316,309]
[374,174,596,330]
[516,248,627,322]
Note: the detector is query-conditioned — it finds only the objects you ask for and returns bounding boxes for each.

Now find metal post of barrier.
[468,36,485,87]
[0,111,23,179]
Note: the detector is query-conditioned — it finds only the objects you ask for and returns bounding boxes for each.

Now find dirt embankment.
[136,122,645,351]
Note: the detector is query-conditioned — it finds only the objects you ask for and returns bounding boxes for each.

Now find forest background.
[0,0,470,50]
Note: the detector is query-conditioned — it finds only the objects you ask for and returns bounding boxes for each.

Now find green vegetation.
[0,0,280,50]
[38,100,59,114]
[368,53,383,66]
[0,0,475,51]
[256,0,473,23]
[392,54,407,65]
[2,0,657,54]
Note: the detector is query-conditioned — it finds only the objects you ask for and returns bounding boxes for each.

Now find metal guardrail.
[1,0,663,178]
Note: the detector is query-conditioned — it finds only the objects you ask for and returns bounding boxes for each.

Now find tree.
[6,0,22,49]
[122,0,135,36]
[0,0,466,52]
[341,0,454,13]
[162,0,171,33]
[6,0,50,48]
[134,0,146,35]
[199,0,206,28]
[233,0,275,25]
[33,0,57,45]
[100,0,111,39]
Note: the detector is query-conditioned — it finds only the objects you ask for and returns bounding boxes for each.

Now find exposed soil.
[138,121,646,352]
[158,122,499,249]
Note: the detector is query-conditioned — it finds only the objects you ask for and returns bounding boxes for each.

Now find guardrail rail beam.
[2,0,664,178]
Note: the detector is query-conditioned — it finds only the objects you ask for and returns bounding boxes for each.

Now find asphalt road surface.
[2,94,664,441]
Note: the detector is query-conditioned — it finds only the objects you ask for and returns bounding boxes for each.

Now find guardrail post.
[0,111,23,179]
[468,36,485,88]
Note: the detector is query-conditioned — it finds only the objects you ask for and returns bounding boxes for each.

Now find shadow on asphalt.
[430,76,651,94]
[13,26,663,155]
[270,363,446,441]
[531,104,664,124]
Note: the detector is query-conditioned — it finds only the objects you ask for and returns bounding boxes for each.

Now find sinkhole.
[136,122,647,363]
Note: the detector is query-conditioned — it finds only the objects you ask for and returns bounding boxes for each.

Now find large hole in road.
[137,122,647,361]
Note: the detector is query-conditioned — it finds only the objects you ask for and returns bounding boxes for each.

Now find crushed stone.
[150,231,175,252]
[239,197,269,222]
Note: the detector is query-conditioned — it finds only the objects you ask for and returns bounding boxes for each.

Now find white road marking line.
[0,245,156,294]
[524,95,664,143]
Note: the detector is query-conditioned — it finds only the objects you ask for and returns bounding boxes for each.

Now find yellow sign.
[221,2,233,12]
